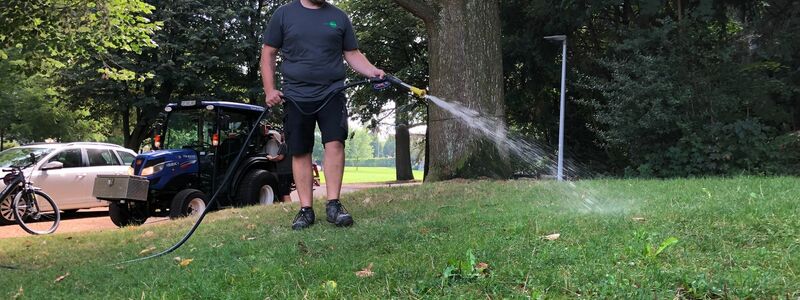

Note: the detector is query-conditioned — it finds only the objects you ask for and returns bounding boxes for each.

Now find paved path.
[0,181,420,239]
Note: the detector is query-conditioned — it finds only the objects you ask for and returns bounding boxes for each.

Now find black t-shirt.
[263,0,359,102]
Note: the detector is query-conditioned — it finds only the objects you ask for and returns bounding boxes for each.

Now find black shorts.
[283,93,348,156]
[277,173,293,197]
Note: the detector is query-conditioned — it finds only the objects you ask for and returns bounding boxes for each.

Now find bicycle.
[1,153,60,235]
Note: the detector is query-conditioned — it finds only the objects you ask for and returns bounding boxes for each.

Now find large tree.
[393,0,509,180]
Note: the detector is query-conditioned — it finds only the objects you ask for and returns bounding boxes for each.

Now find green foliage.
[0,59,109,144]
[344,157,395,168]
[345,129,375,166]
[0,0,159,76]
[577,13,794,177]
[61,0,290,149]
[502,0,800,177]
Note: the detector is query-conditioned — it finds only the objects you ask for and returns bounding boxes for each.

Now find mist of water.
[424,94,631,214]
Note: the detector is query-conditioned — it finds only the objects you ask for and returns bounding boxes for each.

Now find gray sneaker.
[326,200,353,227]
[292,208,315,230]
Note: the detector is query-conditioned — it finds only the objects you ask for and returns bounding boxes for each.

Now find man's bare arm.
[344,49,385,78]
[261,45,283,106]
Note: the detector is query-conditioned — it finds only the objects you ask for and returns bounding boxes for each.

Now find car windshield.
[0,147,54,168]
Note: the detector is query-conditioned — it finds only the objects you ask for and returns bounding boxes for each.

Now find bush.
[345,157,396,167]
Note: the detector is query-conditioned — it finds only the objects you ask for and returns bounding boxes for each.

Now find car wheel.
[236,170,278,206]
[169,189,209,219]
[0,193,22,225]
[109,202,149,227]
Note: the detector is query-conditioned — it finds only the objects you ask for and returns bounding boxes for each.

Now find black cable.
[113,109,268,266]
[282,79,373,116]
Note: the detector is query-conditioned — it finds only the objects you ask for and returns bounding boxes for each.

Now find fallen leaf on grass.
[543,233,561,241]
[355,263,374,278]
[139,246,157,256]
[363,197,371,204]
[140,231,156,238]
[211,243,224,248]
[240,235,256,241]
[322,280,337,292]
[246,224,257,230]
[54,272,70,283]
[12,287,22,299]
[282,206,290,212]
[632,217,646,222]
[475,262,489,273]
[173,256,182,263]
[179,258,193,267]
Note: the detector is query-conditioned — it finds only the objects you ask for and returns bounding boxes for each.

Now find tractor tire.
[236,170,278,206]
[109,202,149,227]
[170,189,209,219]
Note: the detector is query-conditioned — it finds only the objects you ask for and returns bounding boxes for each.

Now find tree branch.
[392,0,436,24]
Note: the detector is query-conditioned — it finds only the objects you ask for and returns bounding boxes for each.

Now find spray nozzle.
[370,75,427,98]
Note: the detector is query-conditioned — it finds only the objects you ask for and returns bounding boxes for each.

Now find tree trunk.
[122,104,131,148]
[395,0,509,181]
[395,109,414,181]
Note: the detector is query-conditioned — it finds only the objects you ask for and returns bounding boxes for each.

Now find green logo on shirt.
[326,21,338,28]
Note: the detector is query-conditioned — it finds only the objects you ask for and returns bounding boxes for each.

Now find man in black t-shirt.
[260,0,385,230]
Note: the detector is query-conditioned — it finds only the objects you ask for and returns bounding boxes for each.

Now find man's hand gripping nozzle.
[370,75,427,99]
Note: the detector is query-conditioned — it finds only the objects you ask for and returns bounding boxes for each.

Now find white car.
[0,143,136,224]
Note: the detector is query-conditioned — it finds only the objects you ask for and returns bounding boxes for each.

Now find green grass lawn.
[320,167,424,184]
[1,177,799,298]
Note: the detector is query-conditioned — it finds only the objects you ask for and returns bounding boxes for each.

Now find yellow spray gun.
[371,75,427,98]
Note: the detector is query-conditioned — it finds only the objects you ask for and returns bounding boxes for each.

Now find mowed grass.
[1,177,799,298]
[320,166,424,184]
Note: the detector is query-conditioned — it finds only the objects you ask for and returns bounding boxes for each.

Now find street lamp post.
[544,35,567,181]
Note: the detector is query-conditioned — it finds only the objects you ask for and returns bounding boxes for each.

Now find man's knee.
[324,141,344,153]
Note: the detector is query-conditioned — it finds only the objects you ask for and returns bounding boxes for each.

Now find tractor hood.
[133,149,200,190]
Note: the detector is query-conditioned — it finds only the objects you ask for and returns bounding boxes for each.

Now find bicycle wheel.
[12,189,60,235]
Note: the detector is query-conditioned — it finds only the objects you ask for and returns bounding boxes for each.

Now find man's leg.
[284,101,317,230]
[323,141,344,200]
[292,153,314,207]
[317,94,353,227]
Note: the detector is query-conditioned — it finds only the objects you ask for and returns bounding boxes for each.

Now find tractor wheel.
[170,189,209,219]
[236,170,278,206]
[109,202,149,227]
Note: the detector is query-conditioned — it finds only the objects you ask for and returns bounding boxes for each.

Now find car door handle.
[77,174,88,178]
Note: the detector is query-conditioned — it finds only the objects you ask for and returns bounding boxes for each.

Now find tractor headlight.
[140,162,166,176]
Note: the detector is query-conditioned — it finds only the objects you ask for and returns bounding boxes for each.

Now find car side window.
[87,149,119,166]
[48,149,83,168]
[116,151,136,165]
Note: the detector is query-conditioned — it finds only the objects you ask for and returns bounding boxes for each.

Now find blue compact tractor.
[94,101,286,227]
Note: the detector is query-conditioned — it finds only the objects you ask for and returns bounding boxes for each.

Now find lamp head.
[544,35,567,42]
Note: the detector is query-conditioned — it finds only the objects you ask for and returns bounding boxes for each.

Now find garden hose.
[114,109,268,265]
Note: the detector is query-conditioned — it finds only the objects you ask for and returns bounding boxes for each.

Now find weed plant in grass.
[0,177,798,298]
